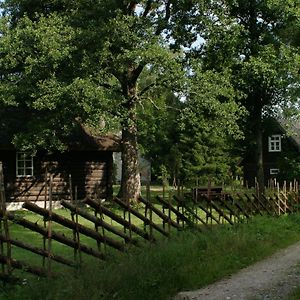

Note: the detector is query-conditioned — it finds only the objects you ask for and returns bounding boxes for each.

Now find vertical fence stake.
[0,162,11,278]
[69,174,79,265]
[74,186,82,264]
[123,207,127,234]
[47,174,53,276]
[144,204,148,232]
[43,170,48,268]
[162,183,166,230]
[146,183,153,241]
[94,188,101,252]
[168,188,171,234]
[99,195,107,253]
[195,179,199,224]
[0,204,4,280]
[69,175,76,259]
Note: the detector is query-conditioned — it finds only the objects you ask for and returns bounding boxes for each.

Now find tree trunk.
[254,105,265,197]
[119,84,141,203]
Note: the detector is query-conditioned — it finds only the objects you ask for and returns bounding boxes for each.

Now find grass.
[2,213,300,300]
[287,288,300,300]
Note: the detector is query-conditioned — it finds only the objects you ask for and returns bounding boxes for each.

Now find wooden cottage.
[0,129,120,204]
[243,118,300,186]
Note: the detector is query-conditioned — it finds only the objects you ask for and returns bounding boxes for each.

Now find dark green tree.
[201,0,300,192]
[137,87,183,184]
[177,66,244,184]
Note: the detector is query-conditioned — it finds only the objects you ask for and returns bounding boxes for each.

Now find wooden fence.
[0,166,300,284]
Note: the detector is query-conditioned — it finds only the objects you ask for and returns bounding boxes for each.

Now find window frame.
[268,135,282,152]
[270,168,279,175]
[16,152,34,177]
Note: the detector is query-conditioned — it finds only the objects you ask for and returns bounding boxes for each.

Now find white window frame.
[270,168,279,175]
[268,135,281,152]
[16,152,34,177]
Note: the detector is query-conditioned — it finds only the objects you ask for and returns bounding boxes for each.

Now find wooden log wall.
[1,151,112,202]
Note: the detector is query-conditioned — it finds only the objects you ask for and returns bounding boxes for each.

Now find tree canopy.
[0,0,299,196]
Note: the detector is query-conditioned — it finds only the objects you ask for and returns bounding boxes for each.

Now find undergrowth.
[2,214,300,300]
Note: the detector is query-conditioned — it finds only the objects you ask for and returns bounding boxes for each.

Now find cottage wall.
[0,150,113,202]
[243,119,300,187]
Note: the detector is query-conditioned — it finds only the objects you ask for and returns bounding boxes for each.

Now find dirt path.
[174,241,300,300]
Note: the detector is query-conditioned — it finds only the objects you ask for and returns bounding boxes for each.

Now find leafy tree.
[201,0,300,192]
[137,62,244,186]
[1,0,210,201]
[177,66,244,184]
[137,89,183,184]
[0,0,261,198]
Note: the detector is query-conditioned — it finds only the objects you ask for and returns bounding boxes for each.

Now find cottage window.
[16,152,34,177]
[268,135,281,152]
[270,168,279,175]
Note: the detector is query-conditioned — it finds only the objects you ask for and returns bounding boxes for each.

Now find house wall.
[0,150,113,202]
[243,119,299,187]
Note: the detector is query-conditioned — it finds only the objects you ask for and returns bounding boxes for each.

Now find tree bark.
[119,83,141,203]
[254,105,265,197]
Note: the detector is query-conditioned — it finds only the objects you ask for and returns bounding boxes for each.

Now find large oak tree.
[0,0,209,201]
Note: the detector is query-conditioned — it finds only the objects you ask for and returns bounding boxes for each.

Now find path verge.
[174,241,300,300]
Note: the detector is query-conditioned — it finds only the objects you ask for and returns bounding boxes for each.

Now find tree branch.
[98,82,123,95]
[131,63,145,84]
[127,1,138,15]
[165,0,172,25]
[139,82,157,97]
[138,78,171,97]
[142,0,153,18]
[99,82,113,89]
[148,97,160,110]
[155,0,172,35]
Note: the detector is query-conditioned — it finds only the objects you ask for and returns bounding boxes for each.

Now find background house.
[113,153,151,184]
[0,128,120,205]
[243,118,300,186]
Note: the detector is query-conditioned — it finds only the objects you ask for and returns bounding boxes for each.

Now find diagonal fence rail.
[0,177,299,284]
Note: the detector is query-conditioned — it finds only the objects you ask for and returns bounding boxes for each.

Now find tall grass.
[2,214,300,300]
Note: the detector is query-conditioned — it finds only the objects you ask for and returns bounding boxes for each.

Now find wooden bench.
[192,186,223,200]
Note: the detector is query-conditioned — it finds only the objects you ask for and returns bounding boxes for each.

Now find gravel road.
[174,241,300,300]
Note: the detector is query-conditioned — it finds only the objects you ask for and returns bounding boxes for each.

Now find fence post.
[168,187,171,234]
[195,178,199,224]
[43,170,48,268]
[146,182,153,241]
[74,186,82,263]
[69,175,82,265]
[47,174,53,275]
[162,183,166,230]
[0,162,11,278]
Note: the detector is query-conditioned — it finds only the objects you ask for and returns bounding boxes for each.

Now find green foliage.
[177,67,245,183]
[198,0,300,187]
[1,0,299,189]
[0,12,117,151]
[137,62,245,184]
[204,0,300,118]
[277,151,300,182]
[0,1,187,151]
[137,84,183,182]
